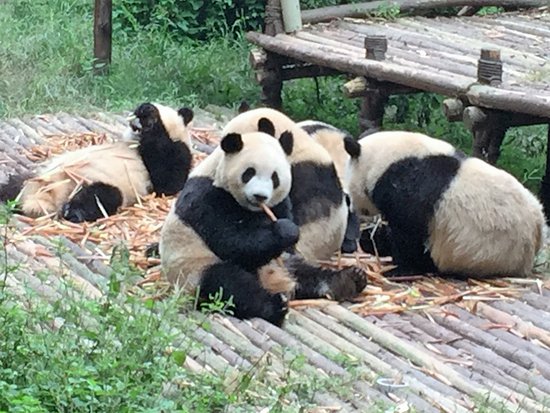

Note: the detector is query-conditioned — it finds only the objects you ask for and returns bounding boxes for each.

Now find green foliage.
[113,0,265,41]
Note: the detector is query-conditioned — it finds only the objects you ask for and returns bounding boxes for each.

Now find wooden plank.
[301,0,549,24]
[467,84,550,118]
[246,31,473,95]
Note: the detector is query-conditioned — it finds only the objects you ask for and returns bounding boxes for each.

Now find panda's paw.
[274,219,300,248]
[61,202,87,223]
[262,293,288,326]
[329,266,367,301]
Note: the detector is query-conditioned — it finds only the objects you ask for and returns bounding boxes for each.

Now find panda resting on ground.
[160,130,366,326]
[222,107,357,260]
[344,131,546,277]
[17,102,193,222]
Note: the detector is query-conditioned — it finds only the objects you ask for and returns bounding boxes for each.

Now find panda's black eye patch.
[272,172,280,189]
[242,167,256,183]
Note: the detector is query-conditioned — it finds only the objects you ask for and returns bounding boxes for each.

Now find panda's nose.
[253,194,268,203]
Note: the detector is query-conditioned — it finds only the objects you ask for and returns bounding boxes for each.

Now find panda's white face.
[215,132,292,211]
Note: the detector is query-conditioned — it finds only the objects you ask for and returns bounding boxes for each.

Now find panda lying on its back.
[344,131,546,277]
[160,130,366,326]
[18,102,193,222]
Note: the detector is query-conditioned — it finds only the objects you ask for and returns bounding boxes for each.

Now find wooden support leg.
[359,90,388,137]
[258,52,283,110]
[463,106,507,165]
[540,124,550,222]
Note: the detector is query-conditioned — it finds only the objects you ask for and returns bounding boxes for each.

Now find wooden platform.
[1,111,550,411]
[247,10,550,117]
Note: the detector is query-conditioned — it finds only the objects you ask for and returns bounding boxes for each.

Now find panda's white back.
[430,156,545,276]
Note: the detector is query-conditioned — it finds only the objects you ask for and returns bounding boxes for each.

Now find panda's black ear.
[279,131,294,156]
[221,133,243,154]
[258,117,276,137]
[344,137,361,159]
[238,100,250,114]
[178,107,194,125]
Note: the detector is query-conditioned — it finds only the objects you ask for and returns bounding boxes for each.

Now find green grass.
[0,1,259,117]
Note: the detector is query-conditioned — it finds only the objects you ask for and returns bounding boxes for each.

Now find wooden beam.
[246,31,472,96]
[343,77,415,98]
[280,65,341,80]
[93,0,112,75]
[301,0,548,24]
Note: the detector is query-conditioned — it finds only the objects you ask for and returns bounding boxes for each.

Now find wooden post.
[477,48,502,86]
[359,36,389,136]
[256,52,283,110]
[264,0,284,36]
[93,0,112,75]
[280,0,302,33]
[463,106,507,165]
[255,0,285,109]
[442,98,465,122]
[540,124,550,222]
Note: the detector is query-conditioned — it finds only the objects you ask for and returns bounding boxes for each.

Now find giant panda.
[160,130,366,325]
[296,120,351,186]
[18,102,193,223]
[344,131,546,277]
[296,119,360,254]
[220,108,352,261]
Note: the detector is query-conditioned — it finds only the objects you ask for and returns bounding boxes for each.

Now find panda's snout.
[253,194,268,203]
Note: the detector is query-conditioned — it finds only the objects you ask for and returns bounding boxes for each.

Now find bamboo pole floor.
[1,109,550,412]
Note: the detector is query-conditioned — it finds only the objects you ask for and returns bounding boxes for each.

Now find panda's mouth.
[127,114,142,132]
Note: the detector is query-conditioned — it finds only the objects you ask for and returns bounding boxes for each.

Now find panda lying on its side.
[160,130,366,326]
[18,102,193,222]
[345,131,546,278]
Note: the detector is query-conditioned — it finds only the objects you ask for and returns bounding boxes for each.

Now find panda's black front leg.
[359,223,393,257]
[341,209,360,253]
[285,255,367,301]
[199,262,288,326]
[61,182,123,223]
[384,225,437,276]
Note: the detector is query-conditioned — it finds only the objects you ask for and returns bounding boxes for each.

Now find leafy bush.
[113,0,265,40]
